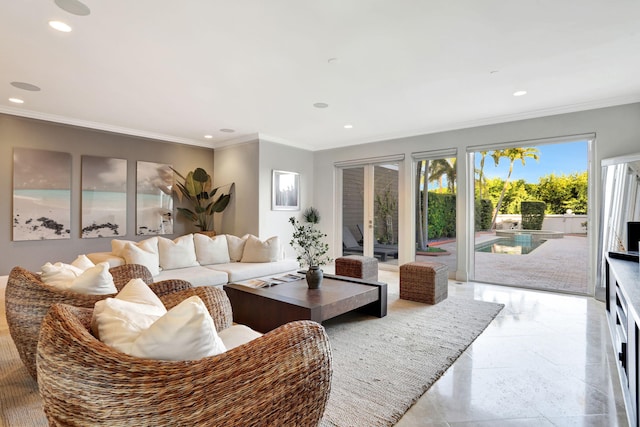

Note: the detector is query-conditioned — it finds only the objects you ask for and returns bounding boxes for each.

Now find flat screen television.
[628,221,640,252]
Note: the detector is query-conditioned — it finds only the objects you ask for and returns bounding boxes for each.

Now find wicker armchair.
[5,264,192,380]
[37,286,333,427]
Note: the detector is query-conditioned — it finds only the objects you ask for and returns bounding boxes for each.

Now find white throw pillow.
[92,297,166,352]
[70,254,96,271]
[130,296,227,361]
[218,324,263,351]
[91,278,167,339]
[41,261,117,295]
[66,262,117,295]
[111,239,135,257]
[193,234,230,265]
[241,235,280,263]
[40,262,84,287]
[158,234,199,270]
[226,234,249,262]
[121,238,160,276]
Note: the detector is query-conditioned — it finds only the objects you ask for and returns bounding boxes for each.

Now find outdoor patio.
[417,232,589,295]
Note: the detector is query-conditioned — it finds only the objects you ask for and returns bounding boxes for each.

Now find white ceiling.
[2,0,640,151]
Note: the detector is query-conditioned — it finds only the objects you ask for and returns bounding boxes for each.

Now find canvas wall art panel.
[13,147,72,241]
[81,156,127,238]
[136,161,173,235]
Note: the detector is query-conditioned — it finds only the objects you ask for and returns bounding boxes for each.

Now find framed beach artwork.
[12,147,72,241]
[136,161,174,235]
[81,156,127,238]
[272,170,300,211]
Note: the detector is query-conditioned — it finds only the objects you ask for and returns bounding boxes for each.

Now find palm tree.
[477,151,488,199]
[428,158,456,193]
[415,160,428,250]
[490,147,540,229]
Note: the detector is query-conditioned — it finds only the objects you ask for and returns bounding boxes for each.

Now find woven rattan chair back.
[5,264,190,380]
[37,286,332,426]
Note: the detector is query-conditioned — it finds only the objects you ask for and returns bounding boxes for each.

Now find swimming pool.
[475,236,547,255]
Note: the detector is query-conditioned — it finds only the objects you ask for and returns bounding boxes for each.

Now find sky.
[476,140,588,183]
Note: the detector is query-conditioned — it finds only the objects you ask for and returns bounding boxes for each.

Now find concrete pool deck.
[416,232,590,294]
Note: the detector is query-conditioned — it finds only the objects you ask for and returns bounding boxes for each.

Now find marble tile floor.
[355,269,629,427]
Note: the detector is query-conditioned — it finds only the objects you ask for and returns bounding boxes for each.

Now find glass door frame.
[335,154,404,271]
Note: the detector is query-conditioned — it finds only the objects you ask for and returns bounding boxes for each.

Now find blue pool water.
[475,236,546,255]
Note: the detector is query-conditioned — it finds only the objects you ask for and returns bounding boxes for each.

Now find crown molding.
[0,106,212,148]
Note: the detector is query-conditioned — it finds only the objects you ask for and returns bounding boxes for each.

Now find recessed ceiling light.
[49,21,72,32]
[54,0,90,16]
[513,90,527,97]
[10,81,41,91]
[328,58,339,64]
[9,98,24,104]
[313,102,329,109]
[220,128,235,133]
[204,135,213,139]
[344,124,353,129]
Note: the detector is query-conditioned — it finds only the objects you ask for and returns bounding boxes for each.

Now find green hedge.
[474,198,493,231]
[427,192,456,239]
[521,200,546,230]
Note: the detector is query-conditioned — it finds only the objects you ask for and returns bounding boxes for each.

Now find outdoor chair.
[37,286,333,427]
[5,264,192,380]
[343,226,398,261]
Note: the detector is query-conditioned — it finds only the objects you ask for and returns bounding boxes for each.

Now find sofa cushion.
[121,238,160,276]
[226,234,248,262]
[158,234,199,270]
[193,234,231,265]
[241,235,280,263]
[207,259,299,283]
[156,266,229,287]
[218,324,262,351]
[41,262,117,295]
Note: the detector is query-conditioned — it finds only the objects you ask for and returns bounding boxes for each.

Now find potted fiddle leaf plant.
[172,167,233,235]
[289,207,332,289]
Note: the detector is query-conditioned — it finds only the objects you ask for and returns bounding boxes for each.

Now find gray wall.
[213,137,315,260]
[314,103,640,293]
[0,114,214,275]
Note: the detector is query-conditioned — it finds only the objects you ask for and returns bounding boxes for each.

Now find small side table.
[400,261,448,304]
[335,255,379,282]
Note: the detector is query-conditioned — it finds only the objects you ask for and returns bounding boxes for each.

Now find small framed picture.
[272,170,300,211]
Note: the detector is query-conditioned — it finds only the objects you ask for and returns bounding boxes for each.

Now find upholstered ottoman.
[335,255,378,282]
[399,262,448,304]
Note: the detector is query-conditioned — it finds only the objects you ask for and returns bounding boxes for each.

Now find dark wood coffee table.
[223,274,387,332]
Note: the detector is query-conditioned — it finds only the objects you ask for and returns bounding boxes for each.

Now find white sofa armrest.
[86,252,126,268]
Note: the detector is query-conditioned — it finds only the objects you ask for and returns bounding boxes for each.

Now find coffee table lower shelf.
[223,274,387,333]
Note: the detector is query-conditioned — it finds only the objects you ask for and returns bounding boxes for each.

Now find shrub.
[521,201,546,230]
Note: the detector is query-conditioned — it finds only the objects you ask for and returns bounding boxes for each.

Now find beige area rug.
[320,294,504,427]
[0,281,502,427]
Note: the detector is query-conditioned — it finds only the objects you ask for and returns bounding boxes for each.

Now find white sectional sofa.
[86,233,299,287]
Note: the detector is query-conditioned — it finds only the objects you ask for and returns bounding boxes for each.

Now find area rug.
[0,282,502,427]
[319,295,504,427]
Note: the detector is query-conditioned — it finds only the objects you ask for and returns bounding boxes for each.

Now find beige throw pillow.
[241,235,280,263]
[226,234,249,262]
[157,234,199,270]
[193,233,231,265]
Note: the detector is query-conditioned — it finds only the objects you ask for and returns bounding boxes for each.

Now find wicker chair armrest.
[109,264,154,289]
[159,286,233,331]
[147,279,193,297]
[37,304,332,427]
